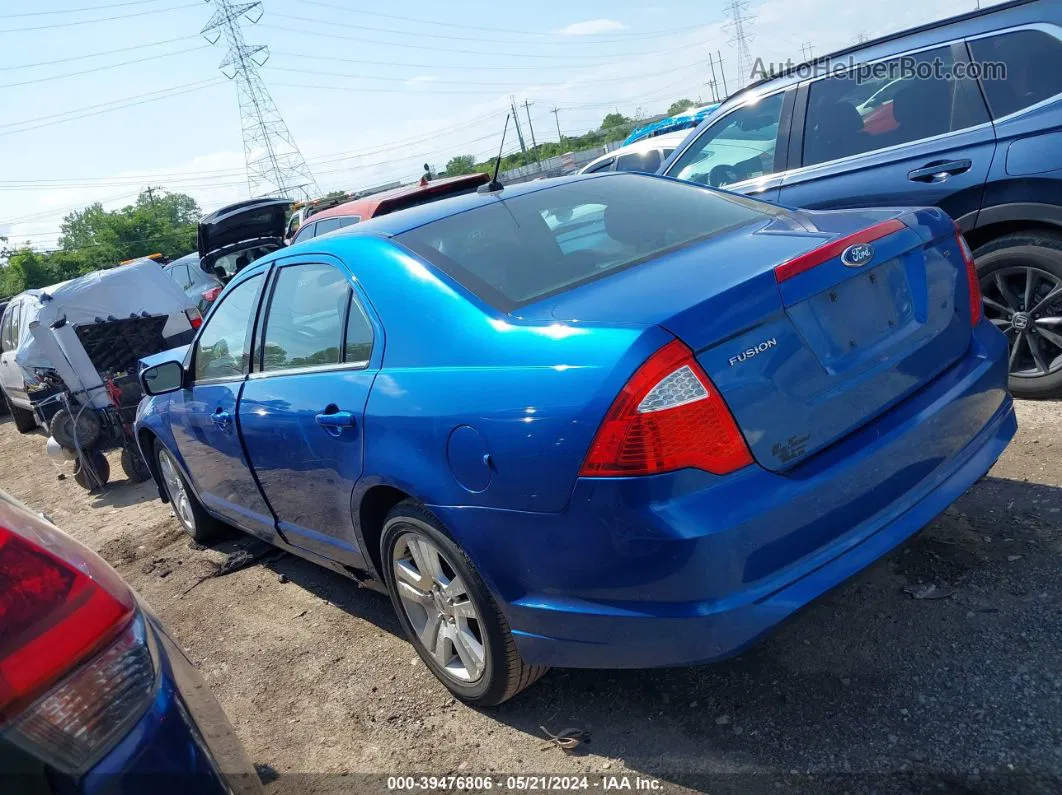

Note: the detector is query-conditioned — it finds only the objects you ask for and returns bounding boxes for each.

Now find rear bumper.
[435,322,1015,669]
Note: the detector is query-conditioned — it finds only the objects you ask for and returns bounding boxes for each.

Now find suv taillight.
[956,230,982,326]
[184,307,203,329]
[0,505,156,774]
[580,339,753,477]
[201,286,222,304]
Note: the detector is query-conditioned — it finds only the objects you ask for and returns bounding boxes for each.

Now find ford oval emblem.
[841,243,875,268]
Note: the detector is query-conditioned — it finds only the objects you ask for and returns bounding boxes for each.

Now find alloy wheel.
[981,265,1062,378]
[391,532,486,683]
[159,449,196,533]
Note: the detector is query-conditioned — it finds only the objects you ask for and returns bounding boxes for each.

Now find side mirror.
[141,360,185,396]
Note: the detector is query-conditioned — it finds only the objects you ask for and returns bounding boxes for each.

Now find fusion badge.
[729,338,778,367]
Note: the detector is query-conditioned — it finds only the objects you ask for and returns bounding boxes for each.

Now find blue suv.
[661,0,1062,398]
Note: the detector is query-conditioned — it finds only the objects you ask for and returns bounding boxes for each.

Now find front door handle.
[315,410,356,431]
[908,159,972,183]
[212,409,232,430]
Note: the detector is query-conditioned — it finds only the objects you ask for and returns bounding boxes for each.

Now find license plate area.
[786,259,914,372]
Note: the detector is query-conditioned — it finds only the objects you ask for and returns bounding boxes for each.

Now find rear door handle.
[907,159,972,183]
[212,409,232,430]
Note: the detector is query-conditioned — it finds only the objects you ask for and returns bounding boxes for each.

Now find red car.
[289,173,489,245]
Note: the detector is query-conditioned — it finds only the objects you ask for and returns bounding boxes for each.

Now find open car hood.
[197,198,291,259]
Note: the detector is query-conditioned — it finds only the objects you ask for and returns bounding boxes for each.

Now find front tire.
[155,442,223,543]
[381,501,547,706]
[10,403,38,434]
[976,232,1062,399]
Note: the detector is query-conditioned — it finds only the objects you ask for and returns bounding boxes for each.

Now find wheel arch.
[963,203,1062,252]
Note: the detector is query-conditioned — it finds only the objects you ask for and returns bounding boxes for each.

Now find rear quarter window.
[397,174,774,312]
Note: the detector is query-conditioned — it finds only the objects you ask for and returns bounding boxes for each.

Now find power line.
[0,0,169,18]
[290,1,710,40]
[0,34,199,70]
[0,45,208,89]
[257,23,708,60]
[0,2,197,34]
[269,7,709,46]
[0,79,225,137]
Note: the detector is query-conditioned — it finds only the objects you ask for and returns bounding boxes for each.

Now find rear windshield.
[397,173,773,311]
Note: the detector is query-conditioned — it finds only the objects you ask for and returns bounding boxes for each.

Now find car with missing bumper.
[134,172,1013,705]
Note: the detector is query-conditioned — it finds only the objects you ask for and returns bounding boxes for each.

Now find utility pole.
[551,106,563,145]
[523,99,539,162]
[716,50,730,97]
[707,51,720,102]
[509,95,528,156]
[202,0,318,200]
[145,186,158,206]
[722,0,755,89]
[801,41,815,61]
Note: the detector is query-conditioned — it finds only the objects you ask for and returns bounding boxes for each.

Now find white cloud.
[405,75,439,85]
[554,19,627,36]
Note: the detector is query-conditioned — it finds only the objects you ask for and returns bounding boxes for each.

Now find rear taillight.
[774,218,906,283]
[580,339,753,477]
[201,286,222,304]
[956,230,982,326]
[184,306,203,329]
[0,506,156,773]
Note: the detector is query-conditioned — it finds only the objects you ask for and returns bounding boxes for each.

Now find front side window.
[313,217,346,236]
[802,45,988,167]
[970,30,1062,118]
[669,91,785,187]
[193,274,262,381]
[261,263,350,372]
[584,158,614,174]
[398,174,776,311]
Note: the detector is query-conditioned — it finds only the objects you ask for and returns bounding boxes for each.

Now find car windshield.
[397,174,773,311]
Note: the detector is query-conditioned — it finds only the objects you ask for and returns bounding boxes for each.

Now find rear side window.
[970,30,1062,118]
[313,217,345,236]
[194,274,262,381]
[397,174,774,311]
[261,263,350,372]
[1,304,16,352]
[292,222,317,244]
[802,45,988,167]
[615,150,663,173]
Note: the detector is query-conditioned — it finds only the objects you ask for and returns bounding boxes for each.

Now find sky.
[0,0,1004,252]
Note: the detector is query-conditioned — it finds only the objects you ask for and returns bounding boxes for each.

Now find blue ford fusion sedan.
[135,173,1015,705]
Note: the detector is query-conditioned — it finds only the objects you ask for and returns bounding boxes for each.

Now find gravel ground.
[1,400,1060,794]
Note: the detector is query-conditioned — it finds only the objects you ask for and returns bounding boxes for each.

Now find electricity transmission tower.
[722,0,755,88]
[801,41,815,61]
[202,0,319,201]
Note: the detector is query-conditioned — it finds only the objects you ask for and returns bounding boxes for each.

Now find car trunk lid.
[197,197,291,258]
[523,206,974,472]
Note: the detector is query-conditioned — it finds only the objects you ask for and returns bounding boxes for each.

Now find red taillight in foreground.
[956,230,983,326]
[201,286,222,304]
[184,306,203,329]
[774,218,907,283]
[580,339,753,477]
[0,500,155,773]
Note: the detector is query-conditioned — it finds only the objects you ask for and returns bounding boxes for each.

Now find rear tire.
[381,500,547,706]
[10,404,38,434]
[73,449,110,490]
[50,407,102,451]
[121,446,152,483]
[975,231,1062,400]
[155,442,224,543]
[0,390,9,416]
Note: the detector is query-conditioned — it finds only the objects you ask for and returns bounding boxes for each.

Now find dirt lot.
[1,400,1061,794]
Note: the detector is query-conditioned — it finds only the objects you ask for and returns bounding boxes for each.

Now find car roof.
[711,0,1038,112]
[308,173,490,223]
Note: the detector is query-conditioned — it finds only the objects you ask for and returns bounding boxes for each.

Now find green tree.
[444,154,477,176]
[667,98,697,116]
[601,112,631,129]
